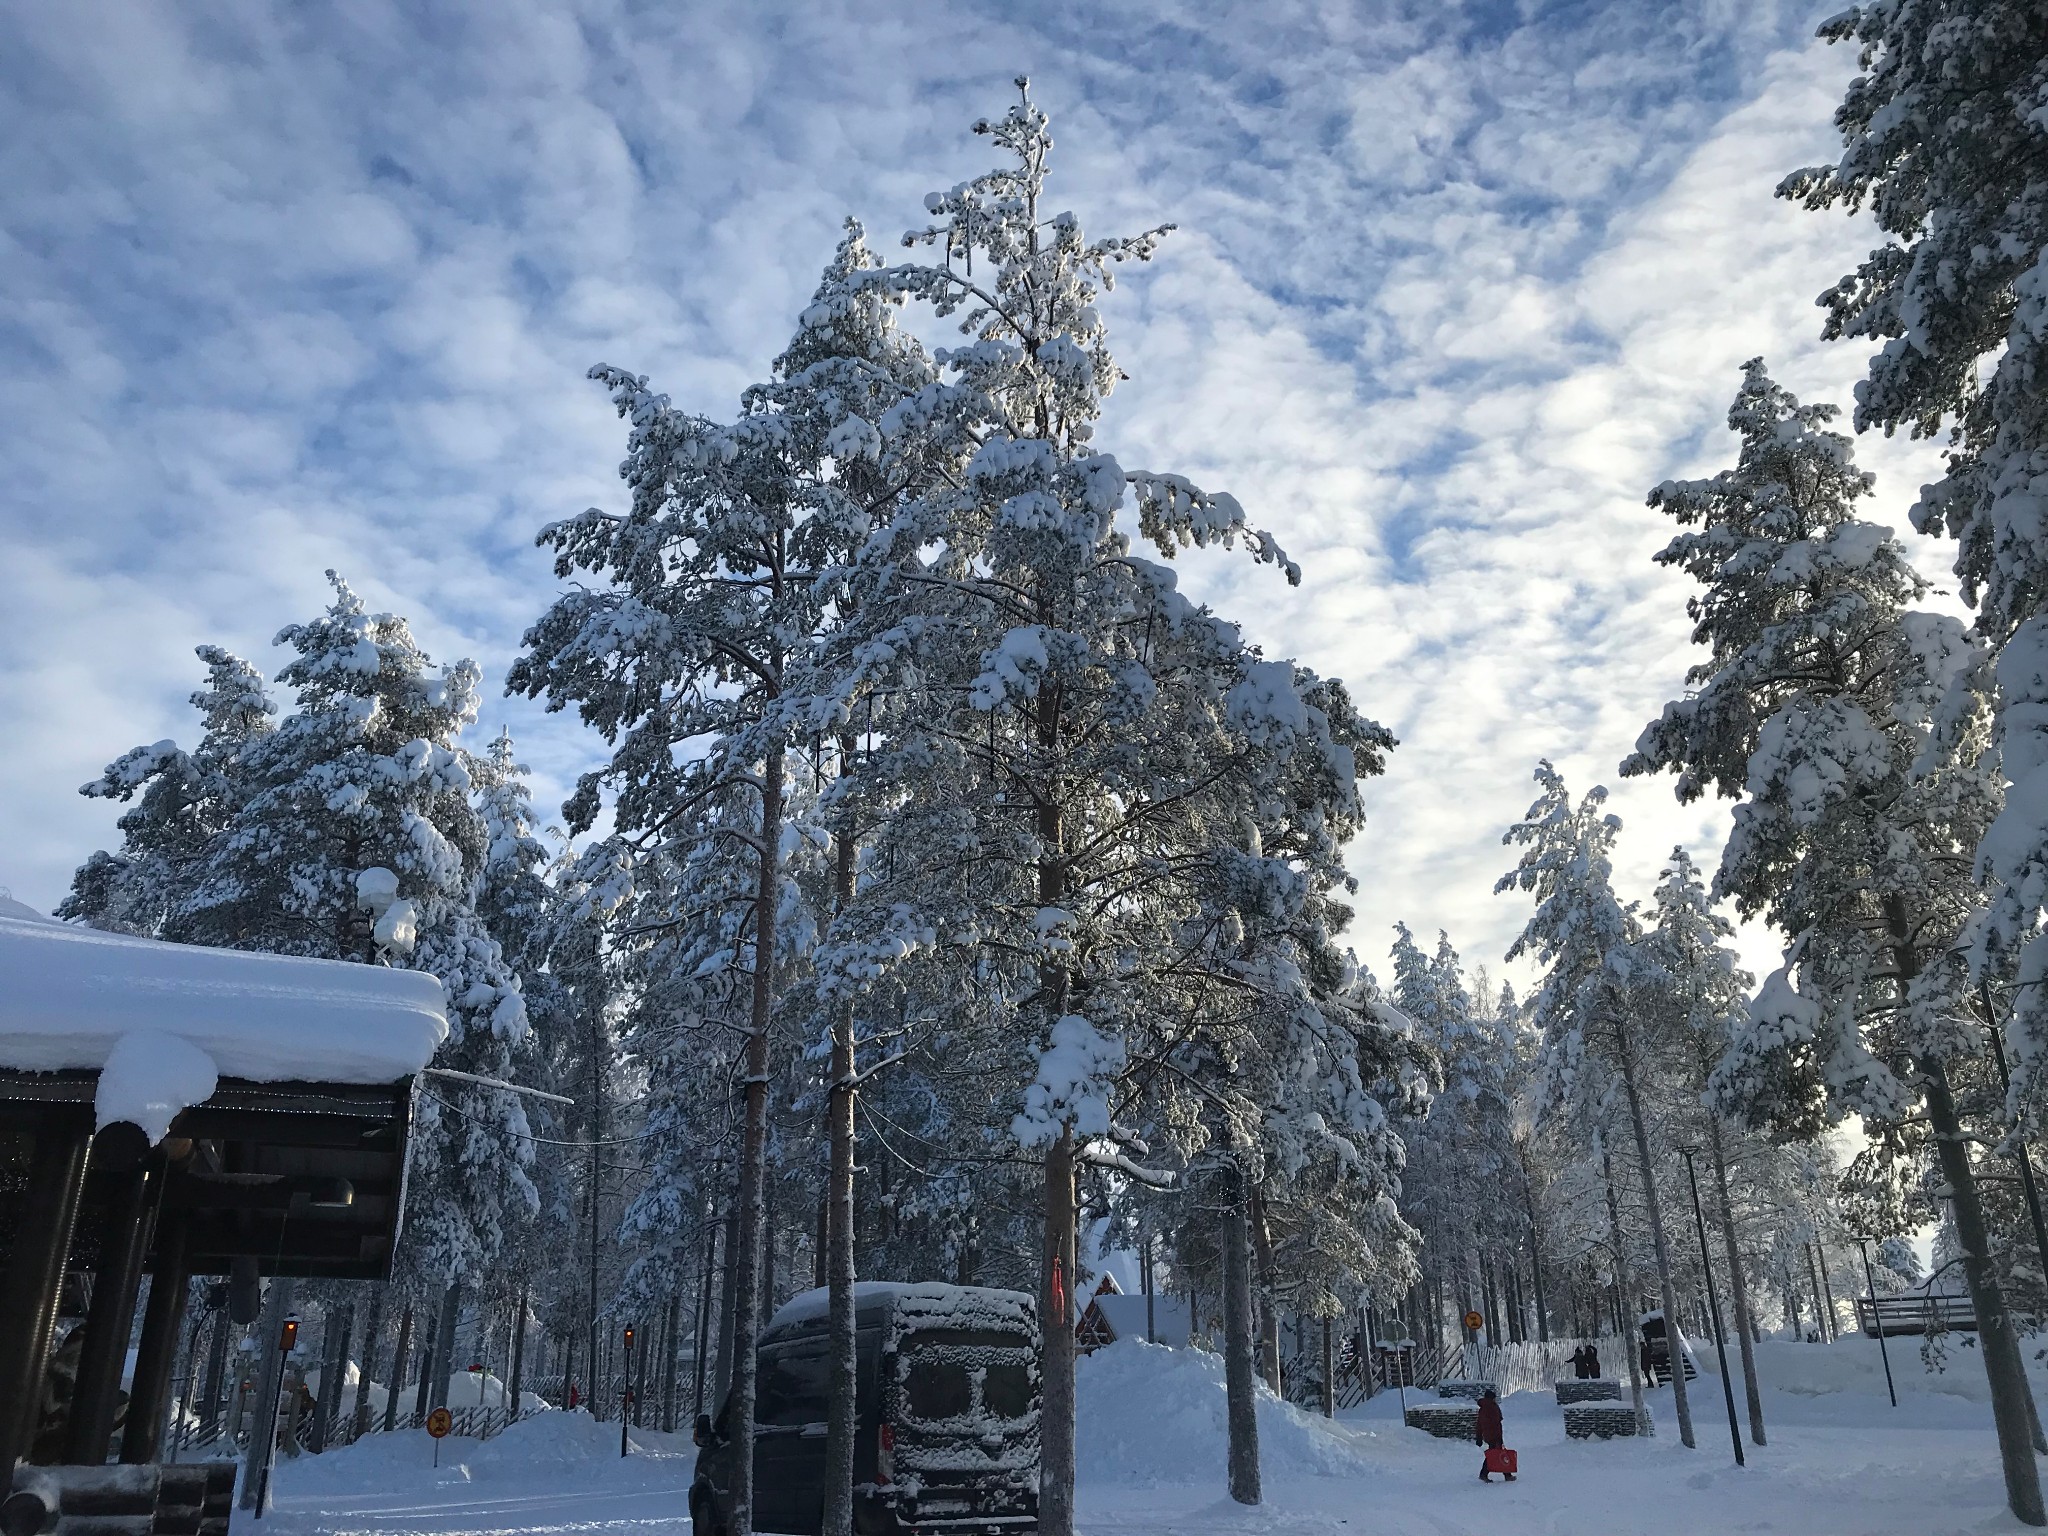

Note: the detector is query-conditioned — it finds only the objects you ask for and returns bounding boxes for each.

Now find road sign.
[425,1407,452,1439]
[1463,1310,1484,1333]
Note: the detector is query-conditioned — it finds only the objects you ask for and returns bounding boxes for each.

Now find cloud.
[0,1,1939,994]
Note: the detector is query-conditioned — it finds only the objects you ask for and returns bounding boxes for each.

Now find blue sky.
[0,0,1956,988]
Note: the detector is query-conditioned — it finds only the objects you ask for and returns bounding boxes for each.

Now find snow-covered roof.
[1086,1293,1192,1342]
[0,903,447,1140]
[766,1281,1036,1335]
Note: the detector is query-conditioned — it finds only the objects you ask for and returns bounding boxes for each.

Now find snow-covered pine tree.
[1620,361,2035,1512]
[1498,762,1688,1443]
[64,577,539,1289]
[1388,925,1522,1358]
[1634,849,1766,1446]
[59,645,276,933]
[511,219,938,1535]
[1779,4,2048,642]
[809,81,1399,1526]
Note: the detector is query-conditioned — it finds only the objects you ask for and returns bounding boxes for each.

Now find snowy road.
[255,1342,2034,1536]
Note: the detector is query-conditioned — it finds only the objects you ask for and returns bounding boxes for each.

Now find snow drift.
[1076,1339,1377,1485]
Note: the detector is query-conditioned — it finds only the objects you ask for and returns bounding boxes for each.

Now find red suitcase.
[1483,1446,1518,1478]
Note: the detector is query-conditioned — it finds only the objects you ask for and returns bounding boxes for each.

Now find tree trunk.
[1925,1058,2046,1524]
[727,743,785,1536]
[694,1212,718,1414]
[385,1304,412,1431]
[1251,1192,1281,1394]
[587,1011,606,1421]
[1617,1021,1694,1449]
[1815,1240,1839,1340]
[824,813,860,1536]
[1222,1163,1261,1505]
[429,1281,461,1412]
[1320,1316,1335,1419]
[1601,1152,1650,1435]
[714,1197,739,1403]
[1041,1131,1079,1536]
[660,1293,681,1432]
[353,1287,385,1438]
[1707,1125,1765,1446]
[510,1285,529,1426]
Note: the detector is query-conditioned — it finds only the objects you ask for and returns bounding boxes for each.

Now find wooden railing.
[1855,1293,1976,1337]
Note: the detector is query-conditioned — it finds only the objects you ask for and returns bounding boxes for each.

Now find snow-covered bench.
[1435,1379,1497,1401]
[1556,1378,1622,1405]
[1564,1401,1648,1438]
[1405,1401,1479,1439]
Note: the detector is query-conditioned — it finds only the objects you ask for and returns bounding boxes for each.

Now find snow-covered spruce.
[797,80,1410,1529]
[61,576,538,1288]
[1622,361,2037,1519]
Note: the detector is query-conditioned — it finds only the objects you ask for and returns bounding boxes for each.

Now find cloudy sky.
[0,0,1958,990]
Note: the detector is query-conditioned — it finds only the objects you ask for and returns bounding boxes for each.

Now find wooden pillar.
[67,1131,160,1463]
[0,1114,94,1477]
[121,1200,191,1462]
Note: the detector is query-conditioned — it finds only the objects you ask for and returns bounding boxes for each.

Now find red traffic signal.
[279,1318,300,1353]
[622,1325,635,1348]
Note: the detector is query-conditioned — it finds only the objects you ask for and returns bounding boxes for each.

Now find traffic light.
[279,1318,299,1353]
[623,1325,635,1349]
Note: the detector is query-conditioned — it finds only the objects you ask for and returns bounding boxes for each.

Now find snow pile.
[0,905,447,1137]
[1076,1340,1376,1485]
[274,1407,692,1501]
[1737,1336,2048,1405]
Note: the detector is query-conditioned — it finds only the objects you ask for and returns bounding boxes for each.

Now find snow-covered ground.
[251,1336,2038,1535]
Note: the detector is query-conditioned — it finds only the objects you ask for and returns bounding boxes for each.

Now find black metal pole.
[1682,1152,1745,1467]
[1856,1238,1899,1409]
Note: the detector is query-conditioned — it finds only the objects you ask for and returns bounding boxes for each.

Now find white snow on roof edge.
[0,911,448,1138]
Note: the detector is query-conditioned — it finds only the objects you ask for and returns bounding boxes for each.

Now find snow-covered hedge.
[1564,1402,1647,1439]
[1555,1378,1621,1405]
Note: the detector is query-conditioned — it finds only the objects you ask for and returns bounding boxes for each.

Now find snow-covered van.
[691,1281,1040,1536]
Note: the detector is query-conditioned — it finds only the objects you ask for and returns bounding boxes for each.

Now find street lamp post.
[1680,1151,1745,1467]
[1854,1238,1899,1409]
[252,1316,300,1519]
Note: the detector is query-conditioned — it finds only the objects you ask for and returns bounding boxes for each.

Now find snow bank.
[0,906,447,1136]
[1077,1340,1377,1485]
[1734,1336,2048,1404]
[274,1407,692,1500]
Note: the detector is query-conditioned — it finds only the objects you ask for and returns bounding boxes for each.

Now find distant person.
[1475,1388,1513,1481]
[1584,1343,1600,1378]
[1568,1345,1586,1378]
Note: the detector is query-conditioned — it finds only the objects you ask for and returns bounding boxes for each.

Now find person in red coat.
[1475,1389,1513,1481]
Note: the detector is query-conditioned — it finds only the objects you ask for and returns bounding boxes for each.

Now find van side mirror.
[693,1413,712,1447]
